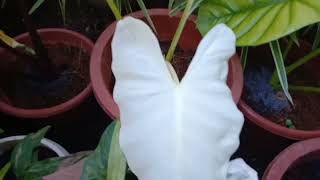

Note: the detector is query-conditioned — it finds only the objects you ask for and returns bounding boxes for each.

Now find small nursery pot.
[239,41,320,140]
[0,135,69,157]
[90,8,243,119]
[0,29,94,119]
[263,137,320,180]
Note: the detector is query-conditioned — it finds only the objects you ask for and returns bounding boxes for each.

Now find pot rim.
[0,28,94,119]
[90,8,243,119]
[239,97,320,140]
[0,135,69,157]
[262,137,320,180]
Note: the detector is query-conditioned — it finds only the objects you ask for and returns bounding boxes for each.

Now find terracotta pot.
[239,41,320,140]
[0,29,94,119]
[263,137,320,180]
[90,8,244,119]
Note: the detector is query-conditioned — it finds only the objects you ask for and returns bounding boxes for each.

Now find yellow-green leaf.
[0,30,35,55]
[81,121,127,180]
[0,162,11,180]
[197,0,320,46]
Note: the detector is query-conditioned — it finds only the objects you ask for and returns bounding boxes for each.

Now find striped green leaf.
[269,40,293,104]
[81,121,127,180]
[197,0,320,46]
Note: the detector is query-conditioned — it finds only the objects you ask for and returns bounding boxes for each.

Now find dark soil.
[283,159,320,180]
[160,42,194,80]
[244,42,320,131]
[0,43,90,109]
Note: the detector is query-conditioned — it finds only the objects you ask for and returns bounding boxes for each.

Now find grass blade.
[136,0,158,34]
[28,0,46,15]
[240,47,248,71]
[1,0,6,9]
[269,40,293,104]
[169,0,175,9]
[313,24,320,50]
[58,0,66,25]
[0,162,11,180]
[289,32,299,47]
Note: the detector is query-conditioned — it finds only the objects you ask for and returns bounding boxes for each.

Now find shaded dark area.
[283,154,320,180]
[0,0,297,179]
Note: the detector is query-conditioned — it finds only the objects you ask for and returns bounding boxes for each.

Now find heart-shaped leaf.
[197,0,320,46]
[112,17,257,180]
[81,121,127,180]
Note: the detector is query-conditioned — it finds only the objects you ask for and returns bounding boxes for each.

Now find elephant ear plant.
[82,0,257,180]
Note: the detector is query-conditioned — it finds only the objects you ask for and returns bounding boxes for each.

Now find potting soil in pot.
[282,159,320,180]
[160,42,194,80]
[0,43,90,109]
[244,45,320,131]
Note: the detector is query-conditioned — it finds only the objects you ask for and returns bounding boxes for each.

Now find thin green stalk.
[283,38,293,60]
[240,47,248,71]
[275,84,320,93]
[286,47,320,76]
[107,0,122,20]
[166,0,194,62]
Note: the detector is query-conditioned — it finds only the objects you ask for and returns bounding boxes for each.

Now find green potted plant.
[194,0,320,140]
[0,126,72,180]
[0,0,94,119]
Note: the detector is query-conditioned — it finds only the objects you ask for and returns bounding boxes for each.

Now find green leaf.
[23,151,90,180]
[28,0,46,15]
[136,0,158,34]
[269,40,293,104]
[0,128,4,134]
[0,162,11,180]
[0,30,35,55]
[313,24,320,50]
[81,121,127,180]
[11,126,50,179]
[197,0,320,46]
[240,47,248,70]
[23,157,64,180]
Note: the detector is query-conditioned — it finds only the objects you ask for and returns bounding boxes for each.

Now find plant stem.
[166,0,194,62]
[271,46,320,86]
[275,84,320,93]
[17,0,53,76]
[107,0,122,20]
[283,38,293,60]
[286,47,320,76]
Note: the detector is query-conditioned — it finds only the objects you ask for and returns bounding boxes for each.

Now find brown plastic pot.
[263,137,320,180]
[90,9,244,119]
[239,41,320,140]
[0,28,94,119]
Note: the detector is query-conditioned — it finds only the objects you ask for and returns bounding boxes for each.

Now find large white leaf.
[112,17,257,180]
